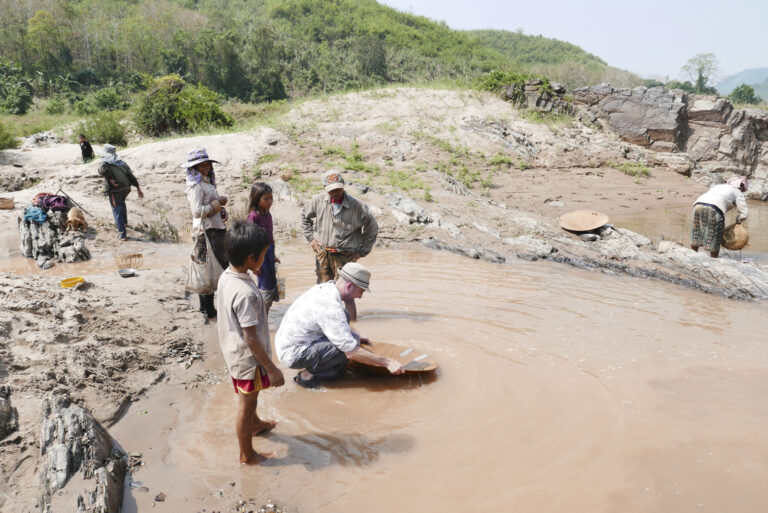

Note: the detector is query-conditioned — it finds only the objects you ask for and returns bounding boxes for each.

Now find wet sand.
[111,247,768,513]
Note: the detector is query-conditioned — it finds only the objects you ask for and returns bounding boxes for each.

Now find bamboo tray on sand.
[352,341,438,375]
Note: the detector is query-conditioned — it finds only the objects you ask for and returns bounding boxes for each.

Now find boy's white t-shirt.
[216,267,271,380]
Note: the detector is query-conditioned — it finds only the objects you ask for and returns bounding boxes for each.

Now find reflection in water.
[112,248,768,513]
[262,432,415,470]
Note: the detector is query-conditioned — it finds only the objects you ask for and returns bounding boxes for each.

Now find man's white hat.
[338,262,371,292]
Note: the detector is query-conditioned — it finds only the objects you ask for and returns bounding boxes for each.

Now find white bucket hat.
[337,262,371,292]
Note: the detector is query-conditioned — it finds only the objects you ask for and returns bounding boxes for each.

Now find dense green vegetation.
[0,0,652,140]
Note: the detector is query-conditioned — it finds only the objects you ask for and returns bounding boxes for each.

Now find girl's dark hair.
[226,220,269,266]
[248,182,273,213]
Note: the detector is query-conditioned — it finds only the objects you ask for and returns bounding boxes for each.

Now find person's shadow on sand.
[260,431,415,470]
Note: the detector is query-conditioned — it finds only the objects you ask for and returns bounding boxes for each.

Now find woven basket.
[115,253,143,269]
[0,197,14,210]
[722,224,749,250]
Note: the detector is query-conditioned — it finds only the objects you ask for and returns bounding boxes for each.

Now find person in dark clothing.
[79,134,94,163]
[98,144,144,241]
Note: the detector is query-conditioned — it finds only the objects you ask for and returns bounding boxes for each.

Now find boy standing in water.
[217,221,285,464]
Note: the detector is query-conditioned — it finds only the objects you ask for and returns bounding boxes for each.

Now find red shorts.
[232,367,270,394]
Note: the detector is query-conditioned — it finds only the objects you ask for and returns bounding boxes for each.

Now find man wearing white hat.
[301,169,378,321]
[275,262,404,388]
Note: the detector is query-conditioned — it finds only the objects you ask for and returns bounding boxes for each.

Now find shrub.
[92,87,128,110]
[44,96,68,114]
[0,120,19,150]
[728,84,761,105]
[0,82,33,115]
[132,75,233,136]
[76,112,127,146]
[73,98,98,115]
[475,70,552,94]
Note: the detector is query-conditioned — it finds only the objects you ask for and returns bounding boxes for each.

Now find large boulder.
[572,85,687,151]
[39,394,126,513]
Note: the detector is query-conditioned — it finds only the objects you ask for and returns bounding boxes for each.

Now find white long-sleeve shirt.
[186,179,226,237]
[694,184,748,222]
[275,282,359,367]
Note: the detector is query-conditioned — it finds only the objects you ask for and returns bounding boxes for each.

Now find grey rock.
[266,137,279,146]
[572,85,687,151]
[430,171,470,196]
[460,118,538,157]
[0,387,19,440]
[269,179,295,203]
[421,237,505,263]
[472,222,501,239]
[18,210,91,268]
[649,152,696,176]
[388,193,433,224]
[38,394,126,513]
[502,235,556,261]
[580,233,599,242]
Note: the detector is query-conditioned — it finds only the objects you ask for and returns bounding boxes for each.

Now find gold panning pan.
[559,210,609,232]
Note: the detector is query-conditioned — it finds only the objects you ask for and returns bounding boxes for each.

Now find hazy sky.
[380,0,766,81]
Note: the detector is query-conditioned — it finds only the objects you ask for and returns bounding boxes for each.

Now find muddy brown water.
[106,247,767,513]
[612,200,768,261]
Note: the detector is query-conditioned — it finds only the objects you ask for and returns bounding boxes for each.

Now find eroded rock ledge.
[573,85,768,199]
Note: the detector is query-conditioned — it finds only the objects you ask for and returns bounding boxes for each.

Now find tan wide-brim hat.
[559,210,610,232]
[338,262,371,292]
[722,223,749,250]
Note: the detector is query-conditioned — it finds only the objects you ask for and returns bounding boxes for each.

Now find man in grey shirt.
[301,170,378,320]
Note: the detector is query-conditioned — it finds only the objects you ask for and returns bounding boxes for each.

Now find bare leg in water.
[237,390,271,464]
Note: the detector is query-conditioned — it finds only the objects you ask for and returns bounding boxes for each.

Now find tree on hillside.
[728,84,761,105]
[681,53,719,94]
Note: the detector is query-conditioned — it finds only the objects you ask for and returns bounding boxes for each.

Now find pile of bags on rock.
[19,192,91,269]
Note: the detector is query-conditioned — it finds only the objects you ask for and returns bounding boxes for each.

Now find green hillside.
[467,29,644,89]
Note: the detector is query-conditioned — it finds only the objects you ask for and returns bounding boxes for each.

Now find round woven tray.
[115,253,143,269]
[722,224,749,250]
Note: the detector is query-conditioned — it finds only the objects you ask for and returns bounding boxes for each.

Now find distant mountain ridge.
[716,68,768,98]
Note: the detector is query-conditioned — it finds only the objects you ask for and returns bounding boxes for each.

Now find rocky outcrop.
[420,213,768,301]
[572,85,687,152]
[503,79,573,116]
[39,393,126,513]
[18,210,91,269]
[572,85,768,199]
[388,193,461,238]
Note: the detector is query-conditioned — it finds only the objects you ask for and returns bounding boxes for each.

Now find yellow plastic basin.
[60,276,84,288]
